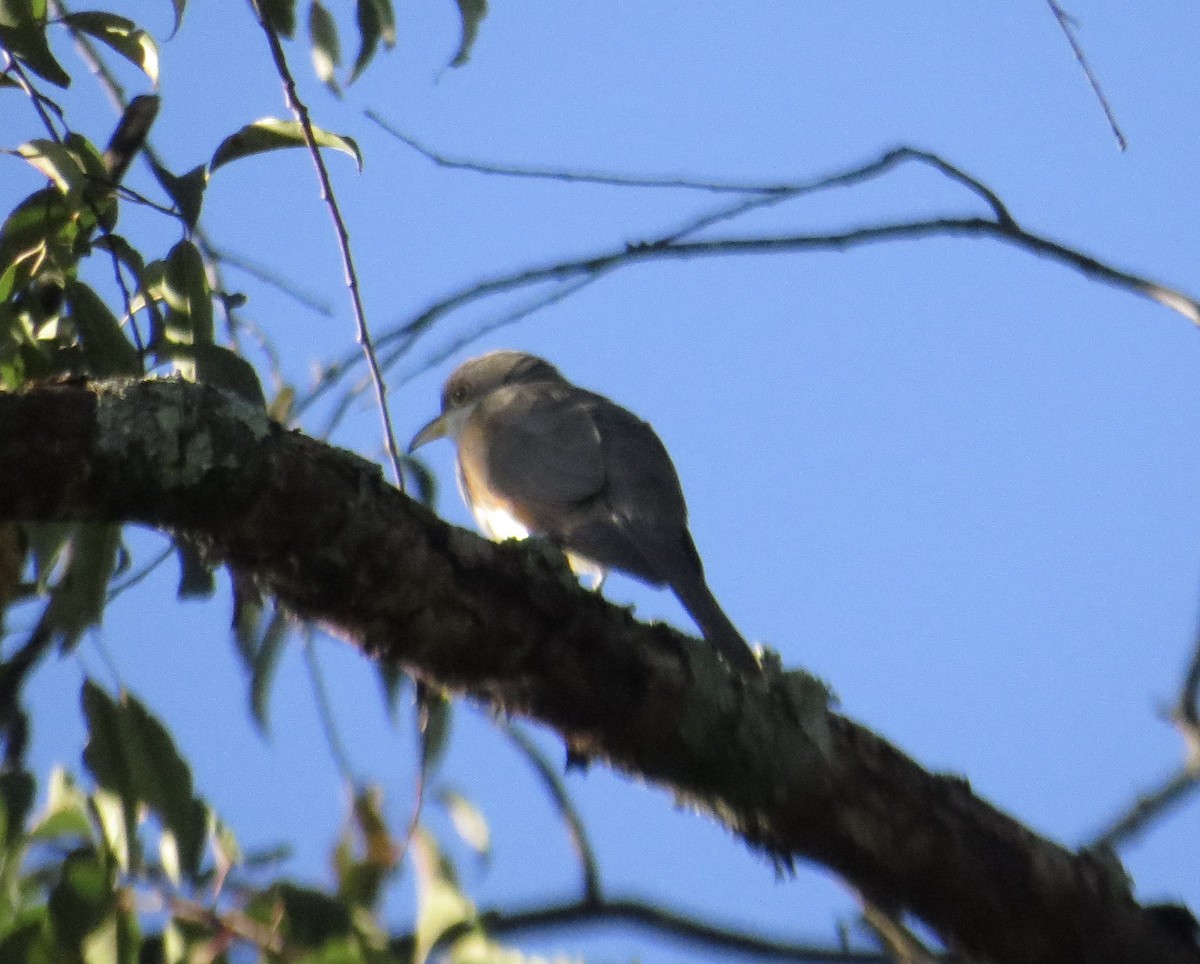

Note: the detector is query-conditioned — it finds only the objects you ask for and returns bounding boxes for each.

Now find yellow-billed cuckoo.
[409,350,759,675]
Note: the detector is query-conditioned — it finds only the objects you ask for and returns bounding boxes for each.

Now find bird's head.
[408,350,563,451]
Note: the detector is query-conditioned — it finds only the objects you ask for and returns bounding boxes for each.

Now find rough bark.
[0,377,1195,964]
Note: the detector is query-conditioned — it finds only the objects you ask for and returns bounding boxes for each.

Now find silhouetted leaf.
[210,118,363,173]
[0,15,72,88]
[150,162,207,231]
[174,538,215,599]
[47,524,122,651]
[449,0,487,68]
[48,849,112,951]
[162,239,213,361]
[308,1,341,95]
[417,685,451,781]
[0,769,34,846]
[65,282,141,376]
[276,884,353,947]
[251,606,291,733]
[61,12,159,84]
[192,343,266,406]
[349,0,380,83]
[81,681,209,880]
[260,0,297,37]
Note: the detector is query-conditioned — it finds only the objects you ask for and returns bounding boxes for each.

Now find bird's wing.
[463,382,607,533]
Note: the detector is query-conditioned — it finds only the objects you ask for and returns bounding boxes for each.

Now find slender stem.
[249,2,405,488]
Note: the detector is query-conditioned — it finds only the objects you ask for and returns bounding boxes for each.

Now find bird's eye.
[450,385,468,405]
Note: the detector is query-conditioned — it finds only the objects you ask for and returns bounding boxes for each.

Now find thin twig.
[296,145,1139,420]
[301,629,356,782]
[393,893,933,963]
[1046,0,1127,151]
[500,721,602,903]
[250,2,405,489]
[201,241,335,317]
[1087,766,1200,851]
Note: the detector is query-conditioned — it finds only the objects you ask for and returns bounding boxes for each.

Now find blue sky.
[8,1,1200,957]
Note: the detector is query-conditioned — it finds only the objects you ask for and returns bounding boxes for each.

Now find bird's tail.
[671,574,760,675]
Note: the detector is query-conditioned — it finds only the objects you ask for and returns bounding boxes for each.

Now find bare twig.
[200,242,334,317]
[392,893,931,963]
[249,2,405,489]
[1046,0,1127,151]
[297,145,1190,425]
[500,721,602,903]
[302,628,356,783]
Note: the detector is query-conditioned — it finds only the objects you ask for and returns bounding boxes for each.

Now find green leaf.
[61,12,159,84]
[49,850,113,953]
[210,118,363,173]
[276,884,353,948]
[46,523,122,651]
[0,769,35,847]
[308,1,341,95]
[92,234,165,341]
[449,0,487,68]
[250,606,291,732]
[192,343,266,406]
[0,19,72,87]
[81,681,209,880]
[162,238,212,347]
[412,830,475,964]
[28,768,93,845]
[259,0,297,37]
[0,187,77,286]
[15,139,87,199]
[65,282,141,376]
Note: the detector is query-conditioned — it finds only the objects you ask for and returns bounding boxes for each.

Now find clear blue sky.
[9,1,1200,957]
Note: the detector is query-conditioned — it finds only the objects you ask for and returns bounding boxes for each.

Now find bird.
[408,350,759,675]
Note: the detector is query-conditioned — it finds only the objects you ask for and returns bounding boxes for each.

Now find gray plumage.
[410,350,759,675]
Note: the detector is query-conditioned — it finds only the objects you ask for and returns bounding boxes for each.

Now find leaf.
[348,0,379,83]
[449,0,487,68]
[66,282,141,376]
[192,343,266,406]
[165,0,186,37]
[47,523,123,651]
[0,18,72,87]
[48,849,112,952]
[0,769,35,846]
[28,767,93,845]
[92,234,165,340]
[437,788,490,860]
[62,12,159,84]
[16,139,87,198]
[210,118,363,173]
[259,0,297,37]
[276,884,353,948]
[174,538,215,599]
[376,661,406,720]
[150,162,207,231]
[0,187,77,285]
[81,681,210,880]
[162,238,213,346]
[416,685,451,782]
[411,830,475,964]
[308,1,341,95]
[251,606,291,733]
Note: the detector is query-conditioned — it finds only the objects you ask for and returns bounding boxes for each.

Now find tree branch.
[1,378,1196,964]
